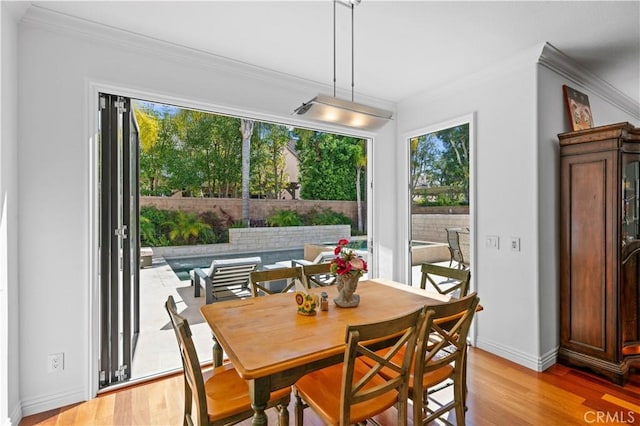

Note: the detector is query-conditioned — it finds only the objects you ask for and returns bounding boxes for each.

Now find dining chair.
[301,262,336,288]
[250,266,305,296]
[420,263,471,298]
[164,296,291,426]
[415,292,479,425]
[293,306,429,426]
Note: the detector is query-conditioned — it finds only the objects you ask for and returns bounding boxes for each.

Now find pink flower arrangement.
[329,239,368,276]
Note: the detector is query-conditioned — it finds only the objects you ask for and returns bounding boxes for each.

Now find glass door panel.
[408,123,470,288]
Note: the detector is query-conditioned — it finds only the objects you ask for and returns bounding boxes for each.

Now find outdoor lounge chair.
[190,256,262,304]
[291,251,335,267]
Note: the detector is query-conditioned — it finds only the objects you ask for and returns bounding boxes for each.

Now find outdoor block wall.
[229,225,350,252]
[411,214,470,243]
[150,225,351,259]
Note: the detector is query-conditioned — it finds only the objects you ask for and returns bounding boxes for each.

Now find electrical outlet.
[48,353,64,373]
[510,237,521,252]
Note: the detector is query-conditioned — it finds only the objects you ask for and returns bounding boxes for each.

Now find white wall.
[396,42,640,372]
[398,44,547,369]
[1,2,22,424]
[15,7,396,416]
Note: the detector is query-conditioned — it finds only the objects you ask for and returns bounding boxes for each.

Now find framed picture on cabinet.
[563,85,594,131]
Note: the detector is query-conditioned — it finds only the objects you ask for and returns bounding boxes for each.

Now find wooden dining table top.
[200,278,451,380]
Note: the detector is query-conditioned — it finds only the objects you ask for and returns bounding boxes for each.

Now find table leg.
[212,333,223,367]
[248,378,270,425]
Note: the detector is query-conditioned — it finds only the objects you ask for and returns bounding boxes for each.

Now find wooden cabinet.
[558,122,640,385]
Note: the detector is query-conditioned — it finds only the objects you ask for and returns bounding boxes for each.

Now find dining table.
[200,277,452,426]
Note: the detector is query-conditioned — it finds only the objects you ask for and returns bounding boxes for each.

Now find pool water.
[166,248,304,281]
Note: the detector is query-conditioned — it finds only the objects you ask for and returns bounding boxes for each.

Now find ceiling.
[25,1,640,104]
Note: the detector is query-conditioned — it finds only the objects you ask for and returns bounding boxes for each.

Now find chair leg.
[277,403,289,426]
[294,391,305,426]
[453,372,466,425]
[183,384,192,426]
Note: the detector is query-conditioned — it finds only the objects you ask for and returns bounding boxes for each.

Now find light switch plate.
[486,235,499,249]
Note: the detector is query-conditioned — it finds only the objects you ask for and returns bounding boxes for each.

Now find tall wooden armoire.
[558,122,640,385]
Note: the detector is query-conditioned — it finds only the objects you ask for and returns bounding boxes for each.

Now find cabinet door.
[621,155,640,348]
[560,150,616,361]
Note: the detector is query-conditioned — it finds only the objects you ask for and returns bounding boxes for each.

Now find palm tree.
[354,140,367,233]
[240,119,254,226]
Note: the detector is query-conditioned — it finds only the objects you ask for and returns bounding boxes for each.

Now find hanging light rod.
[293,0,392,131]
[336,0,361,7]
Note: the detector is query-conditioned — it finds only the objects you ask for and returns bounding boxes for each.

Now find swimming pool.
[166,248,305,281]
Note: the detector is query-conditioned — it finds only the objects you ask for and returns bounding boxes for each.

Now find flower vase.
[334,273,360,308]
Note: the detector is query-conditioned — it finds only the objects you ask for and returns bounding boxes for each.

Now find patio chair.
[445,227,468,269]
[291,251,335,267]
[190,256,261,304]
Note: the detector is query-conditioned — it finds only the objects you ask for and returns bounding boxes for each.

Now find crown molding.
[539,42,640,120]
[19,5,394,111]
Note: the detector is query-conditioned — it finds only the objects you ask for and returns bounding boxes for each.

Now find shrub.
[267,209,304,227]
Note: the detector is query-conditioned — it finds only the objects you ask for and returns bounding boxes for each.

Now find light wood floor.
[20,348,640,425]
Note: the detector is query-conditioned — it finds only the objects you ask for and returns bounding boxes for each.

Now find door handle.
[114,225,128,239]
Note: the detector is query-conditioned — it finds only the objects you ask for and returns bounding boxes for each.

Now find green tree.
[250,123,290,199]
[354,140,367,233]
[172,110,242,197]
[295,132,364,201]
[435,124,469,203]
[138,109,177,195]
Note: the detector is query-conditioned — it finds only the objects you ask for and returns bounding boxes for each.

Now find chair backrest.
[165,296,208,424]
[250,266,304,296]
[302,263,336,288]
[313,251,335,263]
[445,227,465,266]
[339,306,428,425]
[207,256,261,292]
[420,263,471,297]
[412,292,480,424]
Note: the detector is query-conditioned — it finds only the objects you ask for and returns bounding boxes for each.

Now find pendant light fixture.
[293,0,392,131]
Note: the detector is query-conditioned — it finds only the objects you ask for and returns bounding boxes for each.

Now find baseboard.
[19,386,85,418]
[8,400,21,426]
[476,338,557,372]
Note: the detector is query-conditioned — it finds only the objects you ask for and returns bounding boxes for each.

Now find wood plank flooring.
[19,348,640,425]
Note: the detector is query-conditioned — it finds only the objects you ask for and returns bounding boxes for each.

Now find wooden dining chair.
[293,306,429,426]
[250,266,305,296]
[365,293,479,425]
[420,263,471,298]
[414,293,479,425]
[301,262,336,288]
[164,296,291,426]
